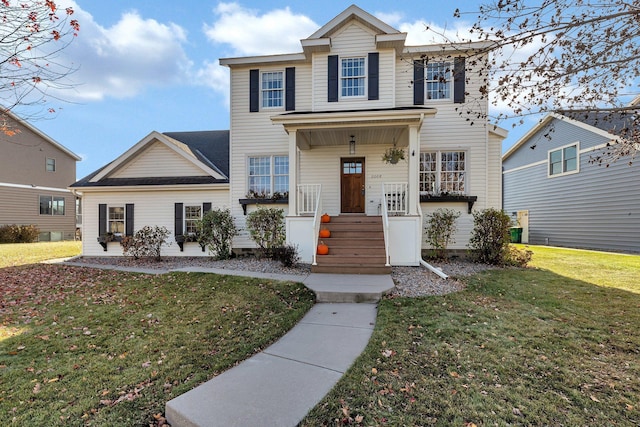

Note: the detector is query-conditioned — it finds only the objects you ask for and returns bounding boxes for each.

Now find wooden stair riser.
[323,247,386,256]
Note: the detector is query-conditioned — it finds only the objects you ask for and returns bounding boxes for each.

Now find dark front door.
[341,158,365,213]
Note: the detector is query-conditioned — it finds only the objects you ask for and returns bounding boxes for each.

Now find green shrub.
[468,208,512,265]
[0,224,40,243]
[196,208,238,260]
[245,207,286,258]
[271,244,300,268]
[121,225,170,260]
[424,208,460,259]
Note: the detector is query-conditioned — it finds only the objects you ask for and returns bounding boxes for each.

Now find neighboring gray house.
[0,111,81,241]
[502,112,639,253]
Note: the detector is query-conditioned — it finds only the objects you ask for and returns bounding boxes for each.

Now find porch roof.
[271,107,437,149]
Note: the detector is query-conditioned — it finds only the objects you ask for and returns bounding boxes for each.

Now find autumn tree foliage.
[450,0,639,163]
[1,0,79,134]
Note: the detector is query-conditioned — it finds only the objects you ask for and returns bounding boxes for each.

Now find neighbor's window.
[420,151,466,195]
[549,143,578,176]
[39,195,65,215]
[184,205,202,235]
[341,57,366,97]
[425,62,451,100]
[248,155,289,196]
[261,71,283,108]
[46,158,56,172]
[108,206,125,235]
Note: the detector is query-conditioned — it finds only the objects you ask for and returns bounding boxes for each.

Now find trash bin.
[510,227,522,243]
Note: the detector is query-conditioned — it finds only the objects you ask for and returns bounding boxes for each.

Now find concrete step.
[303,272,394,301]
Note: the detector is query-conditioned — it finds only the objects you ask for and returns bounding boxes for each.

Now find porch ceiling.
[271,107,436,150]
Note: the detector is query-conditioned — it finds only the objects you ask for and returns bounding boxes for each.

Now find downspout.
[416,194,449,279]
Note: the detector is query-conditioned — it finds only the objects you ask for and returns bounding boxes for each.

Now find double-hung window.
[39,195,65,215]
[341,57,365,97]
[425,62,451,100]
[184,205,202,235]
[420,151,466,195]
[46,158,56,172]
[549,143,578,176]
[261,71,283,108]
[108,206,125,235]
[248,155,289,197]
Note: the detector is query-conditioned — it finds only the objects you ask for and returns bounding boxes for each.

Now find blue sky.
[28,1,529,179]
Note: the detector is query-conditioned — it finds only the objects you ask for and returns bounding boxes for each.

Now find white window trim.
[46,157,56,172]
[184,205,202,235]
[261,70,284,110]
[424,61,452,102]
[339,56,367,99]
[246,154,289,197]
[419,149,468,195]
[547,141,580,178]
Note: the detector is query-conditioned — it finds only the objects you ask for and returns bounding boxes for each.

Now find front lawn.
[0,241,81,268]
[0,264,315,426]
[302,246,640,426]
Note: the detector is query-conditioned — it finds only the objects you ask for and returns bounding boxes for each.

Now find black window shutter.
[413,60,424,105]
[249,69,259,112]
[368,52,379,101]
[285,67,295,111]
[454,57,466,104]
[175,203,183,237]
[98,204,107,236]
[203,202,212,213]
[125,204,134,236]
[328,55,338,102]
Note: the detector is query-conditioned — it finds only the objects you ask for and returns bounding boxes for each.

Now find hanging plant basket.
[382,147,405,164]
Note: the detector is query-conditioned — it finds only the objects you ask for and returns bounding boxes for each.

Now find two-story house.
[0,110,81,241]
[72,5,506,270]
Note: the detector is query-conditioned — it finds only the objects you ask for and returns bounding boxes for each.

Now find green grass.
[0,264,315,426]
[0,241,81,268]
[302,246,640,426]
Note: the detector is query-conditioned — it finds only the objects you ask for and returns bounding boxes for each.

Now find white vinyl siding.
[110,141,206,178]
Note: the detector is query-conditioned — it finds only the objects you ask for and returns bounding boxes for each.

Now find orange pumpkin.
[321,213,331,223]
[317,242,329,255]
[319,228,331,238]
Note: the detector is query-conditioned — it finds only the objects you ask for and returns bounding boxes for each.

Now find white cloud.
[53,1,191,101]
[197,61,230,108]
[203,2,318,56]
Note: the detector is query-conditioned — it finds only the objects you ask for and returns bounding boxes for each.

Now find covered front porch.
[271,107,436,268]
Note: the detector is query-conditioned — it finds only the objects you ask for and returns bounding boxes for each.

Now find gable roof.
[71,130,229,188]
[1,109,81,161]
[502,112,627,161]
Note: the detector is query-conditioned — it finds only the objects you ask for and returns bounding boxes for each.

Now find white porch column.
[407,124,420,215]
[288,129,298,215]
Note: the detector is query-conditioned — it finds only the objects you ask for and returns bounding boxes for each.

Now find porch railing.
[310,185,323,266]
[297,184,321,215]
[383,182,408,215]
[380,184,391,266]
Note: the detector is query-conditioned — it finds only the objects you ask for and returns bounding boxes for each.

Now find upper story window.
[420,151,466,195]
[341,57,366,97]
[248,155,289,197]
[39,195,65,215]
[549,143,579,177]
[425,62,451,100]
[261,71,283,108]
[108,206,125,235]
[184,205,202,235]
[46,158,56,172]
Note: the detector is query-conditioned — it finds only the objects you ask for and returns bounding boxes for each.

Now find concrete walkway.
[58,259,394,426]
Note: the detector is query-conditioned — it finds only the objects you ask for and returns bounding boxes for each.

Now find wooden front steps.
[313,215,391,274]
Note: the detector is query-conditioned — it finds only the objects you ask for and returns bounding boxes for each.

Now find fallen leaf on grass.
[590,395,600,402]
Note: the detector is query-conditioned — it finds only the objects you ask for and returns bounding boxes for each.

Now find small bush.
[0,224,40,243]
[468,208,512,265]
[425,208,460,259]
[245,207,285,258]
[504,245,533,267]
[196,208,238,260]
[271,244,300,268]
[121,225,170,260]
